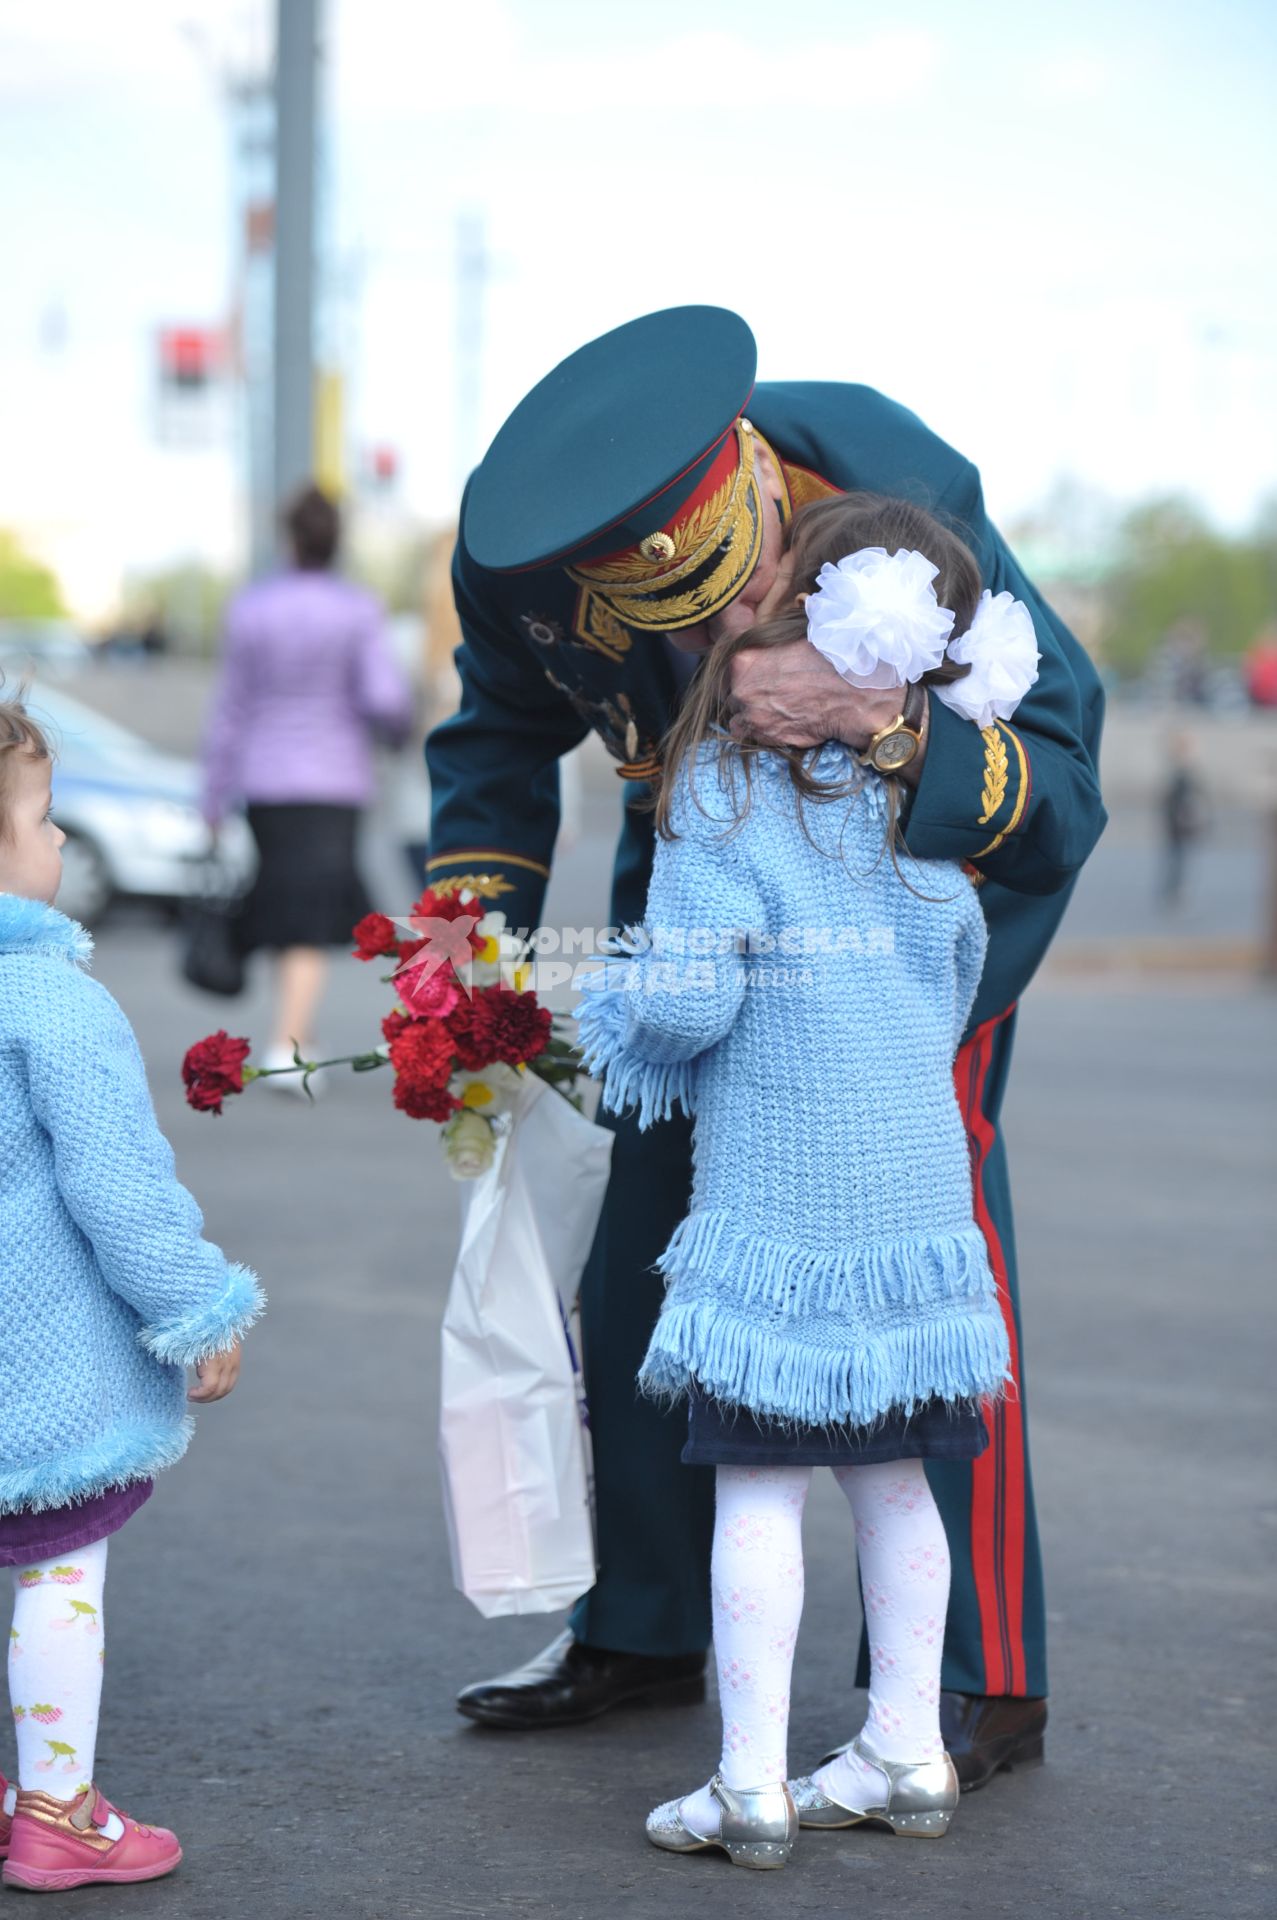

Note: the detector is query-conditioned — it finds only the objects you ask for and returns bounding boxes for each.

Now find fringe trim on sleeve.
[573,972,698,1130]
[138,1262,266,1367]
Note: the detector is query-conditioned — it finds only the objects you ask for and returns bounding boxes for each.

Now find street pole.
[232,77,276,578]
[273,0,319,541]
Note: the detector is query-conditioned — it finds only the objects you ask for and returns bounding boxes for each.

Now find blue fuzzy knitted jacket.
[0,893,264,1513]
[573,740,1011,1429]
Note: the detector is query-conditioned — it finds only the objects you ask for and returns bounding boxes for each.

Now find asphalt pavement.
[7,821,1275,1920]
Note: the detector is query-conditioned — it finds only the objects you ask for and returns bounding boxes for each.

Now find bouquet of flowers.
[182,883,612,1616]
[181,886,584,1178]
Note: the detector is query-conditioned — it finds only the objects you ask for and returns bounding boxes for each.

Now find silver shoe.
[790,1732,958,1838]
[646,1773,798,1869]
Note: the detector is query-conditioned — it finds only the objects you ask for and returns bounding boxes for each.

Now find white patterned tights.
[6,1539,108,1799]
[677,1458,950,1837]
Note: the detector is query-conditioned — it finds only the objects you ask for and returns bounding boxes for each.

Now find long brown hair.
[649,493,980,861]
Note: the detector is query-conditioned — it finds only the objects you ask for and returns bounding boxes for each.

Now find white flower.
[449,1061,525,1118]
[441,1108,498,1180]
[805,547,955,690]
[470,910,532,989]
[935,591,1041,730]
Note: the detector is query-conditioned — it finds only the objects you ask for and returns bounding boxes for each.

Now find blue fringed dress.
[572,739,1010,1462]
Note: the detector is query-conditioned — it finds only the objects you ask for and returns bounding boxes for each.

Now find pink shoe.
[2,1785,181,1891]
[0,1771,11,1860]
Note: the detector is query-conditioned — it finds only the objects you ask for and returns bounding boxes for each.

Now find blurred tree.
[1100,496,1276,678]
[0,530,65,619]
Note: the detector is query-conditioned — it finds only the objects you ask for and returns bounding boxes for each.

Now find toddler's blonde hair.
[0,681,54,844]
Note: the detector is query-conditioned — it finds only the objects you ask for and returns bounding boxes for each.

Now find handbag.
[179,857,248,997]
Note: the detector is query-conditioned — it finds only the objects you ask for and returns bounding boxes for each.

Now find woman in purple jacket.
[200,486,414,1078]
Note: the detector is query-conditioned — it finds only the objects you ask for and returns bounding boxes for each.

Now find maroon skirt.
[0,1482,153,1568]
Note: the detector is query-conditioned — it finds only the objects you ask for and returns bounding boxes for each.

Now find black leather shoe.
[940,1690,1047,1792]
[817,1692,1046,1794]
[456,1630,707,1729]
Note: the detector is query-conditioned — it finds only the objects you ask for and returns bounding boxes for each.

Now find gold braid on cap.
[565,421,764,631]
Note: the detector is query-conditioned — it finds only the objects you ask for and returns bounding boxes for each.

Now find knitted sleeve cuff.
[138,1261,266,1367]
[573,966,698,1132]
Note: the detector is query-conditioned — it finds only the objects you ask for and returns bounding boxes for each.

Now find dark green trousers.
[570,1011,1047,1698]
[569,1105,715,1656]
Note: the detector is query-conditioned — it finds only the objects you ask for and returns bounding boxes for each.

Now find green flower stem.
[243,1052,389,1081]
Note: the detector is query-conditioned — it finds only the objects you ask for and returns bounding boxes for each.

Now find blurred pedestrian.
[199,485,414,1083]
[0,690,263,1890]
[137,607,170,661]
[1159,730,1207,907]
[1158,617,1210,706]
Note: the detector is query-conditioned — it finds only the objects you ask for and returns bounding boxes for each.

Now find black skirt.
[238,803,373,954]
[681,1382,990,1469]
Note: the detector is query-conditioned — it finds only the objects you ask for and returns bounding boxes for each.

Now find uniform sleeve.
[572,756,764,1129]
[902,459,1107,894]
[423,531,591,930]
[23,967,264,1365]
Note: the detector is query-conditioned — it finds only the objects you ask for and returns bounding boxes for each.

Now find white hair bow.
[804,547,953,691]
[804,546,1040,727]
[932,591,1041,729]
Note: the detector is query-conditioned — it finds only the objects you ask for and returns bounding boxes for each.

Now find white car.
[22,684,256,924]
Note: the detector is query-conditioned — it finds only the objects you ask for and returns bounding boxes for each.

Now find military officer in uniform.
[426,308,1106,1790]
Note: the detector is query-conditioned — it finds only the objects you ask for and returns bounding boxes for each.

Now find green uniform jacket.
[426,381,1107,1033]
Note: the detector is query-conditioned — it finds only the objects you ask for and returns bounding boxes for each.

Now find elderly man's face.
[665,441,788,654]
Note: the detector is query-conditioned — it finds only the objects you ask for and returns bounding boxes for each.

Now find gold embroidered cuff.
[424,849,551,901]
[971,723,1030,859]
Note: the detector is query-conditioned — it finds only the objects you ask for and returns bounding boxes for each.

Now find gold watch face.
[871,728,919,772]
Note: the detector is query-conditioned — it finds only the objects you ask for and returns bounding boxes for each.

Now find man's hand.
[188,1341,242,1404]
[726,642,930,785]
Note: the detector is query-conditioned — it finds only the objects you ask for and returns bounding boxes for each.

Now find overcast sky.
[0,0,1273,613]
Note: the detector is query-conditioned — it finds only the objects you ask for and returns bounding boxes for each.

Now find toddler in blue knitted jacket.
[0,691,263,1892]
[575,493,1040,1867]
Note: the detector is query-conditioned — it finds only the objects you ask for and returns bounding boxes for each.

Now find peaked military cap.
[463,306,765,630]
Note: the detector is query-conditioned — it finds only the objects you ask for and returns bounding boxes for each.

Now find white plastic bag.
[438,1074,613,1617]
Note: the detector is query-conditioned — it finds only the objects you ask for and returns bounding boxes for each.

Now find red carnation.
[395,955,462,1020]
[444,994,496,1071]
[406,889,486,954]
[387,1017,460,1122]
[393,1076,462,1123]
[473,985,552,1066]
[382,1006,412,1045]
[351,912,399,962]
[182,1031,252,1115]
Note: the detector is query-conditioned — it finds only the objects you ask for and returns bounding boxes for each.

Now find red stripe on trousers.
[957,1009,1028,1697]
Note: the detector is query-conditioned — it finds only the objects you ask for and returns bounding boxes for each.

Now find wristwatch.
[858,682,928,775]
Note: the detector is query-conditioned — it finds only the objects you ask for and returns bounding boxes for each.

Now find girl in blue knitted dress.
[574,494,1040,1868]
[0,692,263,1891]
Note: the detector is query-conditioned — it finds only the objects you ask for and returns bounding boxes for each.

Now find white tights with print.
[678,1460,950,1835]
[5,1540,107,1802]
